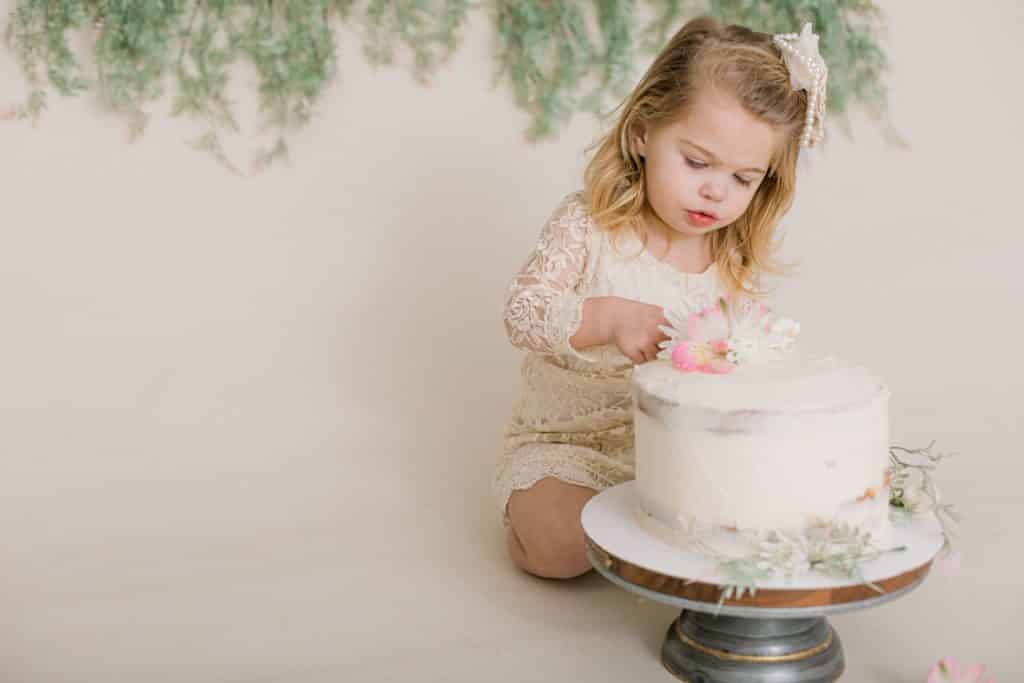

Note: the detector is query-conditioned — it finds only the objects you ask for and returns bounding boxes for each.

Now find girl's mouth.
[685,210,717,227]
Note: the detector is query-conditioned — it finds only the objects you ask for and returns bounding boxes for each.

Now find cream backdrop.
[2,1,1021,681]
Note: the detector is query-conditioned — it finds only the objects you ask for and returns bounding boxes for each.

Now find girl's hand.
[607,297,671,365]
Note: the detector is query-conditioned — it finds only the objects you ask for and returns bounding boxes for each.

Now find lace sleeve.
[503,193,597,361]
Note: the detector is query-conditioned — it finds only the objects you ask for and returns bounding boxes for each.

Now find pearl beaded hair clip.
[772,22,829,148]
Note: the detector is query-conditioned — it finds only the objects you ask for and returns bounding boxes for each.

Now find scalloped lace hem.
[493,444,634,527]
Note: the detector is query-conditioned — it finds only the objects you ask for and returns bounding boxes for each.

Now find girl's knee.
[507,525,591,579]
[505,479,597,579]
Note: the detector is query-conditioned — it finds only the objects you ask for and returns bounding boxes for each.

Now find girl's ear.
[630,125,647,157]
[633,124,648,159]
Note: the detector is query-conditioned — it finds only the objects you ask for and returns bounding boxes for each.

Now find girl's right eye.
[685,157,708,169]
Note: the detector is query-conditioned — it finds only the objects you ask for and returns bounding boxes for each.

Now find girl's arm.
[572,295,669,364]
[569,297,615,351]
[503,193,607,361]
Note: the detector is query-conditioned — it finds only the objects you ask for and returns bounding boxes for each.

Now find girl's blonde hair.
[583,15,808,300]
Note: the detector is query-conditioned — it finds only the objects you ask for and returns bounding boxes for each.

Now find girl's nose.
[699,181,724,202]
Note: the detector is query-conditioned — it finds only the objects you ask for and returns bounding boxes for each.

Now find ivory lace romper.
[495,191,725,525]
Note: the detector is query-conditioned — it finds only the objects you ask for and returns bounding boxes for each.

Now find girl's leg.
[505,476,598,579]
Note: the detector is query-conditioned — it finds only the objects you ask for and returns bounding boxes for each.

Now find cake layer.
[631,353,891,539]
[632,351,886,412]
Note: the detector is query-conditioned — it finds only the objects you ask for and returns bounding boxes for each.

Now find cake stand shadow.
[581,481,943,683]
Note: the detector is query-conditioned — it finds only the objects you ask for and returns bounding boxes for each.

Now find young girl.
[495,16,828,579]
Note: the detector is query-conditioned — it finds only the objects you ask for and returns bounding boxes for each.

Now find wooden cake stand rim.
[585,532,933,610]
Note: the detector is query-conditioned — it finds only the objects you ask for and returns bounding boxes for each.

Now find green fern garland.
[360,0,470,80]
[4,0,897,170]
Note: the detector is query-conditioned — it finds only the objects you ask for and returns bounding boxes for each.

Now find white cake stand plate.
[581,481,945,683]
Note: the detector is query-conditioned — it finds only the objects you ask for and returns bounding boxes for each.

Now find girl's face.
[635,86,781,239]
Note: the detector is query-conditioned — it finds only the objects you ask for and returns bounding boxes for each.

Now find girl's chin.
[669,222,720,237]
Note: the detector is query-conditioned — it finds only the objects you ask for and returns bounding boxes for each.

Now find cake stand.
[581,481,945,683]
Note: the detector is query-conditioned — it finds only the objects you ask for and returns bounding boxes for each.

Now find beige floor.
[1,414,1019,682]
[2,0,1022,680]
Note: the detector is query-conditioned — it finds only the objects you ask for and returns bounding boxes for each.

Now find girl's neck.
[636,220,714,274]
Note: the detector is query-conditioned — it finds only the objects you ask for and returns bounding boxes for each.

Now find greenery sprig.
[4,0,896,170]
[703,441,959,608]
[889,441,962,555]
[702,522,904,610]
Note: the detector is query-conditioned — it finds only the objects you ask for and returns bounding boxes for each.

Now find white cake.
[631,350,893,551]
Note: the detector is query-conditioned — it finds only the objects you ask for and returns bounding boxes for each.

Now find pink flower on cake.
[671,341,735,374]
[658,295,800,373]
[670,303,735,374]
[926,657,995,683]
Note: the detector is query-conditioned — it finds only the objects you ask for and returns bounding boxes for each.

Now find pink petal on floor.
[928,657,960,682]
[962,664,986,682]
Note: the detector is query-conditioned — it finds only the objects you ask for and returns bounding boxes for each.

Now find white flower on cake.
[656,295,800,373]
[896,467,931,513]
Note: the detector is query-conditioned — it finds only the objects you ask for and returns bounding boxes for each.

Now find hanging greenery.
[4,0,896,171]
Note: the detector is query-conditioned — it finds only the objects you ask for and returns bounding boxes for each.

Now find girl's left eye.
[687,156,752,187]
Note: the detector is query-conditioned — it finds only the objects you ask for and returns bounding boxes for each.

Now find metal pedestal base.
[661,611,843,683]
